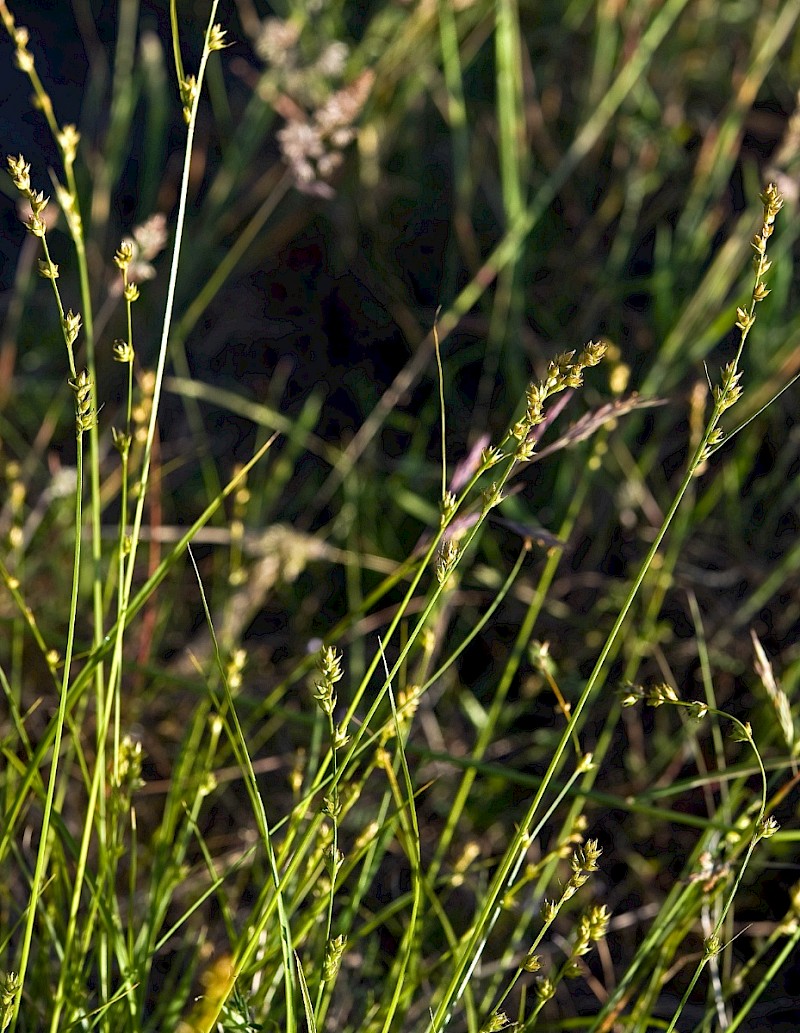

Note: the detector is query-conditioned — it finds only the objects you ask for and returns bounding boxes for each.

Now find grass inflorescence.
[1,2,799,1032]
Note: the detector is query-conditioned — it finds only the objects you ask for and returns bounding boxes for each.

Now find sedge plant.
[0,3,798,1033]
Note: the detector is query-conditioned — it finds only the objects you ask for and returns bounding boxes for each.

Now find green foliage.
[1,1,799,1032]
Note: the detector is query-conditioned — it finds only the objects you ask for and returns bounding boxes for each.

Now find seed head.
[731,720,753,743]
[57,123,80,166]
[113,339,135,364]
[13,41,33,74]
[480,445,505,469]
[436,538,460,584]
[314,645,344,717]
[317,645,343,684]
[757,815,780,840]
[759,182,784,224]
[735,306,754,332]
[480,1012,512,1033]
[112,427,131,458]
[440,490,457,525]
[646,682,678,707]
[115,240,134,270]
[115,735,144,791]
[180,75,198,121]
[7,153,31,194]
[69,368,96,433]
[572,839,602,874]
[63,309,82,347]
[1,971,21,1031]
[323,934,346,982]
[578,340,607,367]
[208,23,232,52]
[38,259,58,280]
[540,898,558,922]
[523,949,541,972]
[514,438,536,462]
[585,903,610,940]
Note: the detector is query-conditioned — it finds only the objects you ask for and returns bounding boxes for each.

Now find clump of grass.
[1,3,799,1033]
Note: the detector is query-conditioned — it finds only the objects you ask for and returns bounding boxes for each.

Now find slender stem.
[428,341,746,1030]
[12,436,84,1031]
[48,8,221,1025]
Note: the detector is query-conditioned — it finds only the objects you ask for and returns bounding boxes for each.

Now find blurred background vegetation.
[2,0,800,1027]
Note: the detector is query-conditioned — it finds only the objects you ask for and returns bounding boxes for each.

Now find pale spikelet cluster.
[430,339,606,592]
[110,231,141,462]
[322,933,346,982]
[315,71,374,138]
[521,812,587,887]
[509,839,608,1022]
[562,904,610,978]
[178,74,198,123]
[510,342,606,461]
[480,445,505,471]
[2,4,86,242]
[207,23,230,54]
[5,154,91,408]
[565,838,602,898]
[436,537,460,584]
[538,838,602,925]
[2,460,25,554]
[0,970,20,1032]
[440,490,458,526]
[112,735,144,797]
[110,214,167,295]
[112,339,134,365]
[313,644,343,717]
[226,648,247,693]
[557,814,589,861]
[522,947,542,973]
[730,720,753,744]
[481,480,504,512]
[289,748,306,798]
[479,1008,516,1033]
[620,681,678,708]
[701,183,783,462]
[7,154,50,239]
[479,1011,515,1033]
[395,684,420,735]
[756,814,780,841]
[69,368,97,435]
[311,645,350,831]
